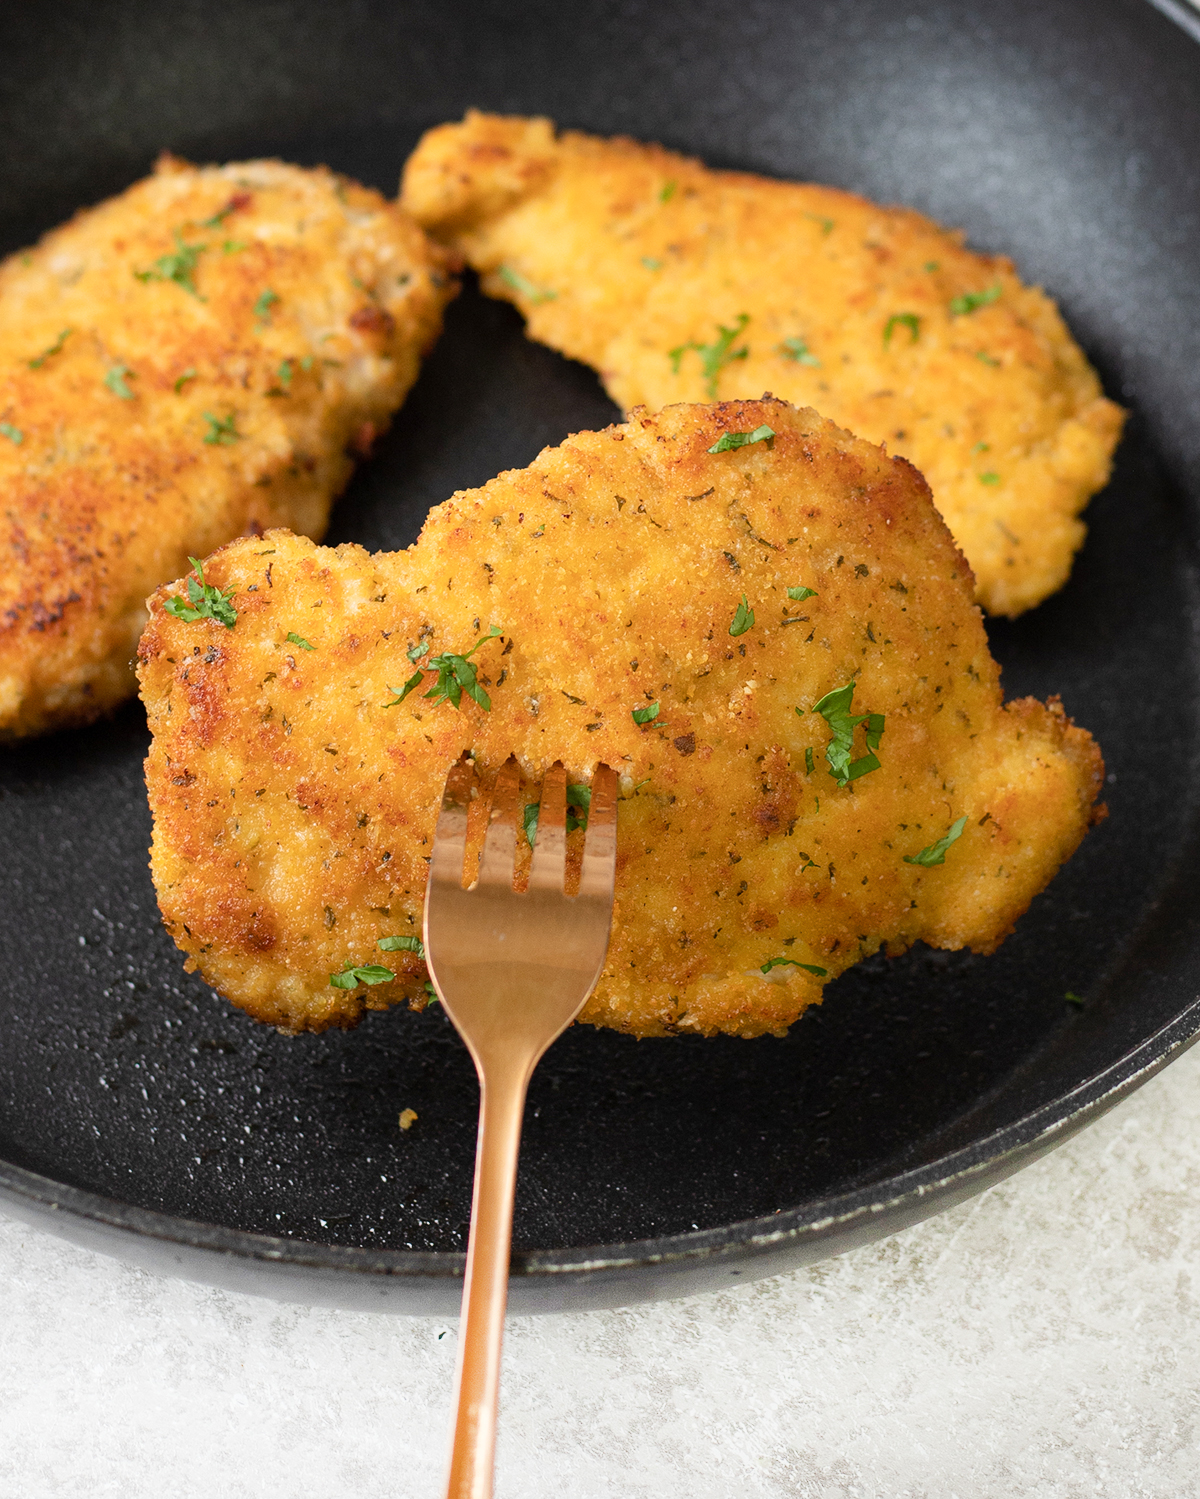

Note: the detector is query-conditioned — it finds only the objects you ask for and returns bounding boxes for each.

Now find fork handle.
[444,1059,531,1499]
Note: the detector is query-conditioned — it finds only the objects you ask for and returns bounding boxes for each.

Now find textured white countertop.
[2,1038,1198,1498]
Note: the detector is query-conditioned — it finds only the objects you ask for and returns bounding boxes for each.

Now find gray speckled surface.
[2,1043,1197,1498]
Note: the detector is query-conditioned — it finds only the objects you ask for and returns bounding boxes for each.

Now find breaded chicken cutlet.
[401,112,1124,618]
[0,152,456,738]
[139,398,1104,1040]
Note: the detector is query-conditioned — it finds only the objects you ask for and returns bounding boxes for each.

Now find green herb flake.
[761,956,828,976]
[286,632,314,651]
[924,260,940,272]
[950,283,1001,316]
[787,585,817,601]
[407,639,430,662]
[384,625,502,712]
[163,556,237,629]
[803,212,835,235]
[903,814,968,867]
[976,350,1000,367]
[659,180,677,203]
[631,701,660,726]
[779,335,820,367]
[709,424,775,455]
[0,422,23,445]
[883,312,921,349]
[378,934,424,957]
[202,411,239,445]
[641,256,663,271]
[104,364,135,400]
[222,239,248,255]
[669,313,750,398]
[134,230,208,299]
[729,594,755,636]
[979,471,1001,486]
[498,265,556,304]
[804,745,815,775]
[523,783,592,849]
[812,680,885,787]
[28,327,73,369]
[174,367,197,393]
[276,359,293,390]
[423,979,439,1005]
[1065,991,1086,1007]
[971,441,991,454]
[253,288,280,323]
[329,963,394,989]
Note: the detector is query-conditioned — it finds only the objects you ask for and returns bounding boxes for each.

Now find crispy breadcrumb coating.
[0,153,456,738]
[401,111,1124,617]
[139,398,1103,1039]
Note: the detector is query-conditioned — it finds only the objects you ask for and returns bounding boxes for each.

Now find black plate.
[1,0,1199,1313]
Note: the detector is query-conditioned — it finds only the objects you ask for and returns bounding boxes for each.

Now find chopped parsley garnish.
[524,785,591,847]
[812,681,885,787]
[1065,991,1085,1007]
[202,411,239,445]
[924,260,940,272]
[641,256,663,271]
[659,180,677,203]
[164,556,237,629]
[979,471,1000,486]
[407,639,430,662]
[950,284,1001,316]
[253,288,279,323]
[385,625,502,712]
[729,595,755,636]
[709,425,774,455]
[0,422,22,445]
[378,934,424,957]
[424,979,439,1004]
[669,313,750,398]
[787,585,817,601]
[329,963,394,989]
[174,368,197,393]
[286,632,314,651]
[631,701,660,725]
[976,351,1000,367]
[222,239,248,255]
[134,230,207,299]
[28,327,72,369]
[779,336,820,367]
[104,364,135,399]
[276,359,293,390]
[803,212,835,235]
[971,441,990,454]
[804,746,815,775]
[761,956,828,976]
[903,815,967,867]
[499,265,556,303]
[883,312,921,348]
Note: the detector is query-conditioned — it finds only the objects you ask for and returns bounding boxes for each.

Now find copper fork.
[424,755,618,1499]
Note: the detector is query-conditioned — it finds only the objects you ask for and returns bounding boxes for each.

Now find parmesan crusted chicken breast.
[139,398,1104,1040]
[0,153,456,738]
[401,112,1124,617]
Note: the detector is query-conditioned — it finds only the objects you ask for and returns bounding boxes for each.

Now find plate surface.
[1,0,1199,1312]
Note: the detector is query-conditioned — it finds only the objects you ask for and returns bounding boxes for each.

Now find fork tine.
[578,764,618,900]
[477,757,522,888]
[528,762,567,892]
[430,755,474,886]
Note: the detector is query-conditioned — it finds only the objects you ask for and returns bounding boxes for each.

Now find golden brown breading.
[0,153,456,738]
[139,398,1103,1040]
[401,111,1124,617]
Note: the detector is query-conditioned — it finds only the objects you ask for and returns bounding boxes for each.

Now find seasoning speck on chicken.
[401,111,1125,617]
[138,398,1105,1039]
[0,152,457,738]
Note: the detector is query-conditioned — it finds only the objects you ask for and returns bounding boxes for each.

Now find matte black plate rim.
[4,998,1195,1294]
